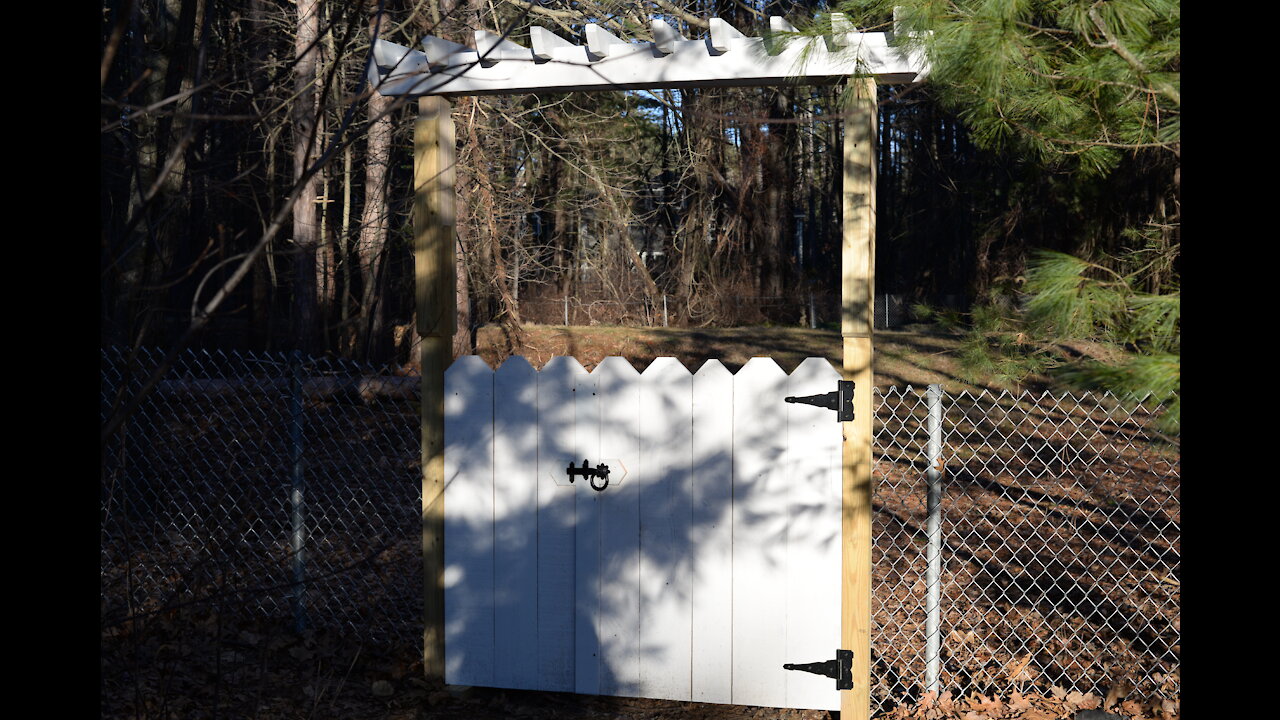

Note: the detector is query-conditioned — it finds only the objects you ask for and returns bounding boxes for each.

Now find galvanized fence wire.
[100,347,422,646]
[100,349,1179,709]
[871,386,1180,712]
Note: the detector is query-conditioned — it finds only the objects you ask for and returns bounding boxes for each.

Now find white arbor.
[368,12,926,720]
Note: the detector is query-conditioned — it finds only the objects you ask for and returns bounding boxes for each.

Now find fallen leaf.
[1004,654,1034,681]
[371,680,394,697]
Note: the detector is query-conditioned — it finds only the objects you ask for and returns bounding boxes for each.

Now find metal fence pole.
[289,350,307,632]
[663,294,669,327]
[924,383,943,694]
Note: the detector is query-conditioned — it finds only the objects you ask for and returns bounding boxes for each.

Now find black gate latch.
[783,648,853,690]
[566,459,611,492]
[784,380,854,422]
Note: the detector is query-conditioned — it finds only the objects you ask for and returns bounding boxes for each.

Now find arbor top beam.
[370,14,927,97]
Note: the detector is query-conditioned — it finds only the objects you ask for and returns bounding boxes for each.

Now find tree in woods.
[102,0,1179,438]
[101,0,880,366]
[830,0,1180,428]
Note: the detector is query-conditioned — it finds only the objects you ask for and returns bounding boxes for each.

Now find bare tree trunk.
[454,231,471,356]
[292,0,322,353]
[358,78,393,362]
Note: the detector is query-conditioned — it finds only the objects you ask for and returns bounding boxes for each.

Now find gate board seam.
[444,356,842,711]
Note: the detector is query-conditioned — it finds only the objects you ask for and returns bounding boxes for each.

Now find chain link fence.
[100,347,423,647]
[871,386,1180,711]
[490,292,916,329]
[100,348,1178,711]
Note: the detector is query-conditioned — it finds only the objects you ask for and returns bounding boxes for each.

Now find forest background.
[99,0,1180,417]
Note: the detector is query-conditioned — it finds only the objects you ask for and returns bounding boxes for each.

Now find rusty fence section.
[100,348,1179,709]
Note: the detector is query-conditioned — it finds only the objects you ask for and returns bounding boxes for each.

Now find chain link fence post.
[924,383,943,695]
[289,349,307,632]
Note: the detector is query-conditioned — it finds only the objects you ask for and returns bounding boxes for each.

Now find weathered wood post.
[416,95,455,682]
[841,75,877,720]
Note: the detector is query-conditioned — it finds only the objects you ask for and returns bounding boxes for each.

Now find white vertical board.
[691,360,734,704]
[596,357,642,696]
[574,361,601,695]
[731,358,791,708]
[536,356,586,691]
[443,356,495,686]
[638,358,693,701]
[492,356,539,689]
[783,358,843,710]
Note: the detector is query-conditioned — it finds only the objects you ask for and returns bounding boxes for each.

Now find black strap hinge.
[783,648,853,690]
[784,380,854,422]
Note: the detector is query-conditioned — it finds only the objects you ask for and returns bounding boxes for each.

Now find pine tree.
[834,0,1180,430]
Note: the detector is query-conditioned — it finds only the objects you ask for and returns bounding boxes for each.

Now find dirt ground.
[466,324,1107,394]
[101,604,1178,720]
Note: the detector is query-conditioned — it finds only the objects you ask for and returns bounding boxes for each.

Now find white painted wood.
[585,23,628,59]
[492,356,539,689]
[444,355,846,710]
[783,358,843,711]
[829,13,854,47]
[420,36,472,68]
[536,356,586,691]
[650,19,686,55]
[574,360,601,695]
[530,26,574,60]
[638,358,694,701]
[708,17,747,52]
[443,356,495,687]
[596,357,643,696]
[370,15,927,97]
[730,357,791,708]
[770,17,798,34]
[690,360,734,704]
[475,30,532,65]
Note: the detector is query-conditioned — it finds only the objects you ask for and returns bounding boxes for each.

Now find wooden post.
[840,76,876,720]
[416,95,456,683]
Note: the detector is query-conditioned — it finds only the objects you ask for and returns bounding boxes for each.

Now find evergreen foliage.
[832,0,1180,430]
[841,0,1179,174]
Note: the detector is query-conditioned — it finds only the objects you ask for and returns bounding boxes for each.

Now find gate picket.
[574,359,602,695]
[730,358,791,707]
[784,358,842,710]
[691,360,734,703]
[596,357,642,696]
[492,356,539,689]
[443,356,495,687]
[537,356,586,691]
[638,358,694,701]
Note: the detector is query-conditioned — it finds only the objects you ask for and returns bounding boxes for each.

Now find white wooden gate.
[443,355,843,710]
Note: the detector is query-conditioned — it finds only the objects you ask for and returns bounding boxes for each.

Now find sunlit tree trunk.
[292,0,322,353]
[358,30,393,362]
